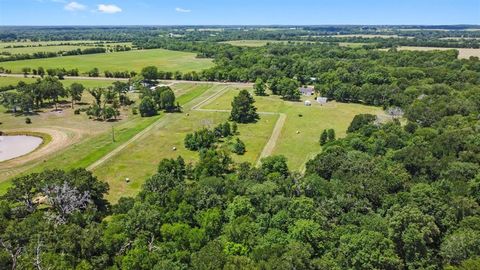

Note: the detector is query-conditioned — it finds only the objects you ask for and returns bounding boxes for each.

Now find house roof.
[299,86,314,94]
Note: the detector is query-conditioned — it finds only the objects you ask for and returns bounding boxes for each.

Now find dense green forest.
[1,26,480,269]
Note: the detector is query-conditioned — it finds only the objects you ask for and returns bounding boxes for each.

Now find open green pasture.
[0,48,214,74]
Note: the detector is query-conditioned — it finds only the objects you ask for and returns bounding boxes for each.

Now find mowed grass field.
[0,48,214,74]
[92,83,277,201]
[202,88,385,171]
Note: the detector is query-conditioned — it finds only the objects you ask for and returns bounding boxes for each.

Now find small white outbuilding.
[316,97,328,105]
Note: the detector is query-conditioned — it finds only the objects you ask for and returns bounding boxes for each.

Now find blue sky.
[0,0,479,26]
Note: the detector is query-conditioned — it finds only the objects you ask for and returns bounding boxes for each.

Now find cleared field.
[222,40,367,48]
[202,88,385,171]
[221,40,302,47]
[92,84,277,202]
[395,46,480,59]
[0,48,214,74]
[326,34,403,38]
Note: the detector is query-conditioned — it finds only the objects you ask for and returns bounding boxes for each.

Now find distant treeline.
[0,25,479,48]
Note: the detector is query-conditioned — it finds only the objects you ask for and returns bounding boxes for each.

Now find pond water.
[0,135,43,162]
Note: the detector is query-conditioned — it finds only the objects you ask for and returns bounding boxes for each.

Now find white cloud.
[175,7,191,13]
[97,4,122,14]
[64,1,86,11]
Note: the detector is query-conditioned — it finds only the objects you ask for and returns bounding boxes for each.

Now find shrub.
[25,117,32,124]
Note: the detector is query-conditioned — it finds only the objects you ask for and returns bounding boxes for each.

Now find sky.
[0,0,479,26]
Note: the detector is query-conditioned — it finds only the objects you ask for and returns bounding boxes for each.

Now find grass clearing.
[0,48,214,74]
[394,46,480,59]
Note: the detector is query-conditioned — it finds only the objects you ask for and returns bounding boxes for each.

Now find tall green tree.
[39,76,66,110]
[254,78,266,96]
[141,66,158,82]
[67,83,84,109]
[230,90,259,123]
[320,130,328,145]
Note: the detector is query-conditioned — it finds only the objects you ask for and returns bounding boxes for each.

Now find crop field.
[0,48,214,74]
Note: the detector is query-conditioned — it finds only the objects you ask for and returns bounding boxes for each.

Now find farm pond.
[0,135,43,162]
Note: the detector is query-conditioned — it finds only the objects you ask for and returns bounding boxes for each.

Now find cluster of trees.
[140,65,202,82]
[85,81,131,121]
[104,70,136,79]
[0,76,69,113]
[184,121,245,155]
[138,86,178,117]
[254,77,301,101]
[0,78,134,121]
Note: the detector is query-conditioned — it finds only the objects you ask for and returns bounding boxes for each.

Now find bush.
[74,109,80,115]
[132,107,138,115]
[232,138,246,155]
[25,117,31,124]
